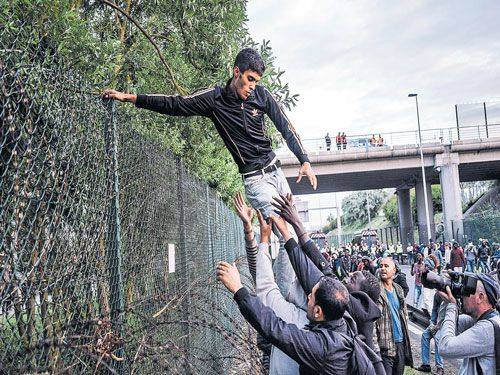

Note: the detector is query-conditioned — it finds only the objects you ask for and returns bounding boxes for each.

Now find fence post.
[176,160,191,371]
[483,102,489,138]
[104,100,126,374]
[455,105,460,140]
[206,185,214,267]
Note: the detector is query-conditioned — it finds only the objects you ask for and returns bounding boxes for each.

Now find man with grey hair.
[375,257,413,374]
[437,273,500,375]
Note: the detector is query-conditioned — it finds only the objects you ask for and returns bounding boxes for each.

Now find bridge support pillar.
[396,188,414,246]
[415,180,435,244]
[436,152,463,243]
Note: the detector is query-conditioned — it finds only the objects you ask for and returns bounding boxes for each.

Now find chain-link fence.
[455,101,500,139]
[461,214,500,244]
[1,17,262,375]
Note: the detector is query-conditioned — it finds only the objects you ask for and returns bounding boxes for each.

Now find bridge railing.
[276,123,500,155]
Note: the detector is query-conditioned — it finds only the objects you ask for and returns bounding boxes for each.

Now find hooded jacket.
[135,82,309,174]
[285,239,381,351]
[234,287,352,374]
[348,291,381,351]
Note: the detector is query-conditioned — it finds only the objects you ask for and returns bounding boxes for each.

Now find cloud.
[247,0,500,139]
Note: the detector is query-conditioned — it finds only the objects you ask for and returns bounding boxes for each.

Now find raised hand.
[216,261,243,294]
[271,193,300,227]
[256,209,272,244]
[272,193,308,243]
[233,192,254,229]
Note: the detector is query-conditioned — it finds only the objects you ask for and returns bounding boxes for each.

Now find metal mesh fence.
[455,101,500,139]
[1,17,262,375]
[461,214,500,244]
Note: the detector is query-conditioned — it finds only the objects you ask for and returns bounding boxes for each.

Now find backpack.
[340,332,386,375]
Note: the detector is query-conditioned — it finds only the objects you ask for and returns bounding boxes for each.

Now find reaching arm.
[244,231,257,282]
[271,194,333,278]
[233,193,258,281]
[269,215,323,295]
[234,287,329,371]
[264,88,309,165]
[302,240,334,278]
[256,243,308,323]
[134,89,214,117]
[438,303,493,359]
[284,238,324,296]
[103,87,215,117]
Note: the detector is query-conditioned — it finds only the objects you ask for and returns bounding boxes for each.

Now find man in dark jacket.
[216,261,352,374]
[343,270,381,350]
[271,194,382,353]
[103,48,317,221]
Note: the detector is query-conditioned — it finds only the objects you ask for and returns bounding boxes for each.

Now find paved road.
[401,265,461,374]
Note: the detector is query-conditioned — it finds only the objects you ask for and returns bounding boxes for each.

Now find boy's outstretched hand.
[216,261,243,294]
[297,162,317,190]
[102,89,137,104]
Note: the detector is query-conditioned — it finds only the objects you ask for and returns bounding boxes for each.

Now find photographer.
[437,273,500,375]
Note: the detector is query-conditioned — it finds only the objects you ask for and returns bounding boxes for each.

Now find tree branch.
[98,0,188,95]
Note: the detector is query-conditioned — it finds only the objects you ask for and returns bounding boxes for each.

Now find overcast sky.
[247,1,500,229]
[247,0,500,140]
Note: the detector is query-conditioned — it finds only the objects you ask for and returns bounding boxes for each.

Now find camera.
[421,270,477,298]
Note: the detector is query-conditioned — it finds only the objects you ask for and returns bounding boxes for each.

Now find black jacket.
[348,291,381,351]
[393,272,409,297]
[293,240,381,351]
[135,82,309,173]
[234,287,352,374]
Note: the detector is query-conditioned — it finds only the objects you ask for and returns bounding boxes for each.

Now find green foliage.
[382,185,442,226]
[431,185,442,213]
[4,0,298,203]
[341,190,389,226]
[321,213,339,233]
[383,195,399,226]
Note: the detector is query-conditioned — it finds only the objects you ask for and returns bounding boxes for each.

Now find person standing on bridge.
[336,132,342,150]
[325,133,332,151]
[103,48,317,220]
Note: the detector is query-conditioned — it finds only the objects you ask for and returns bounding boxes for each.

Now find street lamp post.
[365,191,372,229]
[335,193,342,246]
[408,93,432,243]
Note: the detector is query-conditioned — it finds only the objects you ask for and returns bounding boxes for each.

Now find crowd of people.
[216,192,500,375]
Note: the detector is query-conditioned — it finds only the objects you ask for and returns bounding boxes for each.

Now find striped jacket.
[135,81,309,174]
[375,282,414,366]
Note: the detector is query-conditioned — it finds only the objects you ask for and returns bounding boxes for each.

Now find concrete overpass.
[278,134,500,245]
